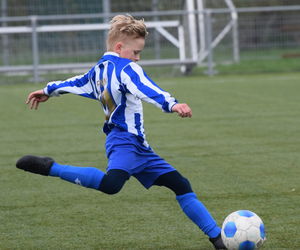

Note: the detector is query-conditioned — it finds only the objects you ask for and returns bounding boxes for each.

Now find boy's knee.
[98,169,130,195]
[100,182,124,195]
[154,171,193,195]
[175,176,193,195]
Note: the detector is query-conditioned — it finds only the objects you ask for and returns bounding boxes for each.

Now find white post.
[204,10,216,76]
[31,16,39,83]
[102,0,111,23]
[152,0,160,59]
[224,0,239,62]
[232,16,239,62]
[186,0,198,62]
[102,0,110,49]
[197,0,206,64]
[1,0,9,65]
[178,25,186,73]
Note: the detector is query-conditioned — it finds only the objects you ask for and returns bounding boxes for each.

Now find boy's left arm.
[122,63,192,118]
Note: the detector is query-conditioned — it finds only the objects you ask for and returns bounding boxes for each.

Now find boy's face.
[115,37,145,62]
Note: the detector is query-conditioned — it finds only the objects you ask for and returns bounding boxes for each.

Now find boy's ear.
[114,42,123,54]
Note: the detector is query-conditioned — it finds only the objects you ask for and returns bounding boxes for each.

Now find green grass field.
[0,72,299,249]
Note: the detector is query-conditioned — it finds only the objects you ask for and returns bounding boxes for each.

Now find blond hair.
[106,15,148,51]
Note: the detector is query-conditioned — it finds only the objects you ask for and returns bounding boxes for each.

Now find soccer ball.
[221,210,266,250]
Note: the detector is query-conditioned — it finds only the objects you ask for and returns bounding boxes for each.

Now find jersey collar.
[104,51,120,57]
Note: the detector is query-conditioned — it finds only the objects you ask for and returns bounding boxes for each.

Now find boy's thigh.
[106,146,143,173]
[133,163,176,189]
[107,145,176,188]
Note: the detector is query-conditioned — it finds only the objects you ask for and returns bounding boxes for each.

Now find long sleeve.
[43,72,97,100]
[121,62,177,112]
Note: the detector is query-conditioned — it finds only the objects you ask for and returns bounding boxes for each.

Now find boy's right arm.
[27,71,98,110]
[44,72,96,99]
[26,70,96,109]
[26,89,49,110]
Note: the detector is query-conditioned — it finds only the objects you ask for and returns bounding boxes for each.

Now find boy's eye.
[134,51,141,55]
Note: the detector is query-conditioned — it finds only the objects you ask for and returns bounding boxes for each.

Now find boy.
[16,15,226,249]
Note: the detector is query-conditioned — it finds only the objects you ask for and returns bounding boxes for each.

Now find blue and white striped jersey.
[44,52,178,145]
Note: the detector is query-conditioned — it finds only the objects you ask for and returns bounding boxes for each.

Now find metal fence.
[1,0,300,81]
[203,5,300,74]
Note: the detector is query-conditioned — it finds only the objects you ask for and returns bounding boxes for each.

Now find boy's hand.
[171,103,192,118]
[26,89,49,110]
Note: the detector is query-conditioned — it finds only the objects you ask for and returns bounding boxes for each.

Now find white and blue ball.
[221,210,266,250]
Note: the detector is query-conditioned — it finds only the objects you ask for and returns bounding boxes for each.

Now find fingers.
[25,89,47,110]
[26,97,37,109]
[26,94,41,110]
[31,98,40,110]
[25,92,35,109]
[173,103,192,118]
[178,109,192,118]
[25,92,34,105]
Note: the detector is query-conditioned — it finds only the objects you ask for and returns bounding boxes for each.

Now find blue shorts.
[105,128,176,189]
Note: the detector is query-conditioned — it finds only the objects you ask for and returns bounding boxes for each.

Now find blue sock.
[176,192,221,238]
[49,162,105,190]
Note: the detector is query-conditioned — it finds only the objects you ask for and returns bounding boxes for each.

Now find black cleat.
[16,155,54,176]
[209,234,227,249]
